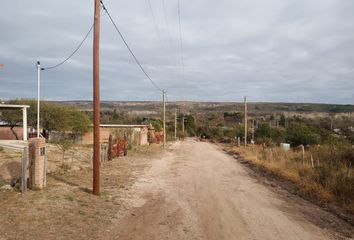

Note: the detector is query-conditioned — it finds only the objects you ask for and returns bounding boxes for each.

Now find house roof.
[0,104,30,109]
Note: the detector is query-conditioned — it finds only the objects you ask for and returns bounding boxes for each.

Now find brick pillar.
[29,138,46,190]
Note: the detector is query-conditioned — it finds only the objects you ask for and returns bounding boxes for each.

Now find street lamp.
[36,61,41,138]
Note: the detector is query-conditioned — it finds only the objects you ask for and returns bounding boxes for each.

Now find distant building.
[81,124,149,145]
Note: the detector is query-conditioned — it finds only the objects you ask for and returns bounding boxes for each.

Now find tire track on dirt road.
[105,139,353,240]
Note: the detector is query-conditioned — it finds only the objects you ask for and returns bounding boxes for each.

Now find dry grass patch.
[231,145,354,214]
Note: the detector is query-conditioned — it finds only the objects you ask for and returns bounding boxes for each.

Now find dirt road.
[106,139,353,240]
[1,139,352,240]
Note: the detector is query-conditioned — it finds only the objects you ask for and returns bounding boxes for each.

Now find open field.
[1,139,353,240]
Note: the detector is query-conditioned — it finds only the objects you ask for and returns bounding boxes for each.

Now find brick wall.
[28,138,46,189]
[0,127,23,140]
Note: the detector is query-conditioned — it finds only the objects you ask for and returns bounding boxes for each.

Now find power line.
[177,0,185,77]
[147,0,164,47]
[100,0,163,92]
[41,24,94,70]
[161,0,179,69]
[161,0,173,50]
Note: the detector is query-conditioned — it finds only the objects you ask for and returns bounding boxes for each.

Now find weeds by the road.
[230,145,354,215]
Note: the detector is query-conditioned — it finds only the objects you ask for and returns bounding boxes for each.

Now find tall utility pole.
[93,0,101,196]
[163,90,166,148]
[182,116,185,134]
[174,109,177,141]
[244,96,247,146]
[36,61,41,138]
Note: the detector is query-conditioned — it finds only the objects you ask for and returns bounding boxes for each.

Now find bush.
[286,122,321,146]
[255,124,284,144]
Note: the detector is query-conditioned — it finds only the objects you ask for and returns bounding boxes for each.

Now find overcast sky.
[0,0,353,104]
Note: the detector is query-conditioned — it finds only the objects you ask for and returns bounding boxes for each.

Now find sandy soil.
[0,139,353,240]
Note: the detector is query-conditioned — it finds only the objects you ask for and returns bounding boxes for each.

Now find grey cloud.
[0,0,353,103]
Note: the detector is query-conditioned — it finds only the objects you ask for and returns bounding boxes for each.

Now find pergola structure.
[0,104,30,141]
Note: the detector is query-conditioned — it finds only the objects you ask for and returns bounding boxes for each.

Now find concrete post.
[22,107,27,141]
[21,146,28,193]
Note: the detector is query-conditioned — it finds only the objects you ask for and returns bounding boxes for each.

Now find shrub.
[286,122,321,146]
[255,124,285,145]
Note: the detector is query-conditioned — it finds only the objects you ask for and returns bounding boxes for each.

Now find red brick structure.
[28,138,46,190]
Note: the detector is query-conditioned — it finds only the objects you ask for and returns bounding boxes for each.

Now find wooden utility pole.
[163,90,166,148]
[93,0,101,195]
[182,116,185,134]
[244,96,247,146]
[174,109,177,141]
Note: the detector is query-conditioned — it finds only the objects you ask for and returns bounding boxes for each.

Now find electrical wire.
[41,24,94,70]
[100,0,163,92]
[161,0,173,50]
[177,0,184,76]
[147,0,164,47]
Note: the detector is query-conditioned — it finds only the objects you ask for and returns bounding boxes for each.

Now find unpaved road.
[1,139,352,240]
[105,139,353,240]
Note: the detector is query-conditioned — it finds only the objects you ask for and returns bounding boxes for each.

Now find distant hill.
[52,101,354,116]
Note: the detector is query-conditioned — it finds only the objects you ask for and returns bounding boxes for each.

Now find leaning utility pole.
[244,96,247,146]
[174,109,177,141]
[92,0,101,195]
[163,90,166,148]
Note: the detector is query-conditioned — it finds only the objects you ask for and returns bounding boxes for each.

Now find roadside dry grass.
[228,145,354,216]
[0,143,163,240]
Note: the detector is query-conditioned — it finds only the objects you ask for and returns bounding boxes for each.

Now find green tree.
[68,109,91,136]
[184,114,196,136]
[148,119,163,132]
[279,114,286,127]
[40,103,70,132]
[55,138,74,165]
[286,122,321,146]
[1,100,90,138]
[0,108,23,139]
[255,124,284,144]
